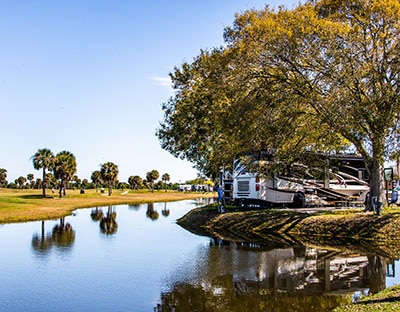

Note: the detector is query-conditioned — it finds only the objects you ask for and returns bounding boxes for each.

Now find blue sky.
[1,0,298,184]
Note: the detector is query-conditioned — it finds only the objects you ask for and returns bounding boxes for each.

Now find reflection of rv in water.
[224,150,369,208]
[209,239,388,297]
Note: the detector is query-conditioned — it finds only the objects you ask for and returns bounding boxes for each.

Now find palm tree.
[100,162,119,196]
[128,175,142,190]
[82,179,89,189]
[31,148,55,197]
[17,176,26,189]
[91,170,102,192]
[72,175,81,189]
[146,169,159,193]
[0,168,7,187]
[53,151,77,198]
[35,178,42,190]
[45,172,56,191]
[27,173,34,188]
[161,173,170,192]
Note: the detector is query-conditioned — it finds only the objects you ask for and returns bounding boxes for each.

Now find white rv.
[230,152,369,208]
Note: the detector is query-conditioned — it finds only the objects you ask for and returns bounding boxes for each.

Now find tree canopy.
[100,162,119,196]
[31,148,55,197]
[0,168,7,187]
[157,0,400,205]
[53,151,77,198]
[146,170,160,193]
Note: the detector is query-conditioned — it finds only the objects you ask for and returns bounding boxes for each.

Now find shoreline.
[177,204,400,311]
[0,189,216,224]
[177,205,400,259]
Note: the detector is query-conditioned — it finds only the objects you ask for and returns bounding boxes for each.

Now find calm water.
[0,199,399,312]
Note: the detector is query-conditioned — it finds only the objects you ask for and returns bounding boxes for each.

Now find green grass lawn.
[0,188,215,223]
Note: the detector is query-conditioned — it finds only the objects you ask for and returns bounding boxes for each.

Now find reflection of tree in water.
[100,206,118,235]
[90,207,104,221]
[162,202,170,217]
[367,255,386,295]
[146,203,159,220]
[31,221,53,256]
[32,219,75,255]
[128,204,141,211]
[52,217,75,248]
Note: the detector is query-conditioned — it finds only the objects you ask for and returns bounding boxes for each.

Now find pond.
[0,198,399,312]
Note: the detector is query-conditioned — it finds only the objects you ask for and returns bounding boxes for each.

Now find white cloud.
[150,76,172,87]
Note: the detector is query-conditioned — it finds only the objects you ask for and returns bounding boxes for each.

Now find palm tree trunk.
[42,168,46,197]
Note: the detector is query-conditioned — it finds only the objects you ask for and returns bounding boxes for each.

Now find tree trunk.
[367,158,386,215]
[42,168,46,197]
[59,183,63,198]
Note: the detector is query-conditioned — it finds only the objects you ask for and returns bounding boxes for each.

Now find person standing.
[217,185,225,213]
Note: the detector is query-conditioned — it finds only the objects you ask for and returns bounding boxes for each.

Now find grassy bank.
[0,188,215,223]
[333,284,400,312]
[178,205,400,257]
[177,204,400,312]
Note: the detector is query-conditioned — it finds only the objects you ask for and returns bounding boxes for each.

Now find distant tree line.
[0,148,210,195]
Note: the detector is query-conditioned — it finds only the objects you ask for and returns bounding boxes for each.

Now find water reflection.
[99,206,118,235]
[146,203,159,220]
[90,207,103,221]
[31,221,52,256]
[3,200,396,312]
[195,197,217,206]
[128,203,141,211]
[368,255,386,294]
[156,239,393,311]
[162,202,170,217]
[31,218,75,256]
[52,217,75,248]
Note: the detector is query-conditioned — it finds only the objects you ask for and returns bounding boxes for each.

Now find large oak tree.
[158,0,400,208]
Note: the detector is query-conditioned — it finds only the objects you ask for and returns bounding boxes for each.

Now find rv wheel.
[293,191,306,208]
